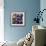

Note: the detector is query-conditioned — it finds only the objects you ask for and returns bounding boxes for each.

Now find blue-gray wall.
[40,0,46,27]
[4,0,40,42]
[40,0,46,44]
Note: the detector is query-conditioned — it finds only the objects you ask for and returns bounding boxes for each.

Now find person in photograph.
[12,14,16,24]
[16,14,23,24]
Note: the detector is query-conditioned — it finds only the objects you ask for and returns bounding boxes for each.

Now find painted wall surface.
[40,0,46,44]
[4,0,40,42]
[40,0,46,27]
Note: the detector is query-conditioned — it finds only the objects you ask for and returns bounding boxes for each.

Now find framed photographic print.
[11,12,25,26]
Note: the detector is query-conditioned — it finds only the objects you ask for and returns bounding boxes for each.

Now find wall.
[40,0,46,27]
[4,0,40,42]
[40,0,46,45]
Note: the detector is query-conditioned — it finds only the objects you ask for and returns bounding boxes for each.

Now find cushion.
[17,37,25,46]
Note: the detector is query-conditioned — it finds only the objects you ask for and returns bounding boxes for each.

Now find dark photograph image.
[12,14,23,24]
